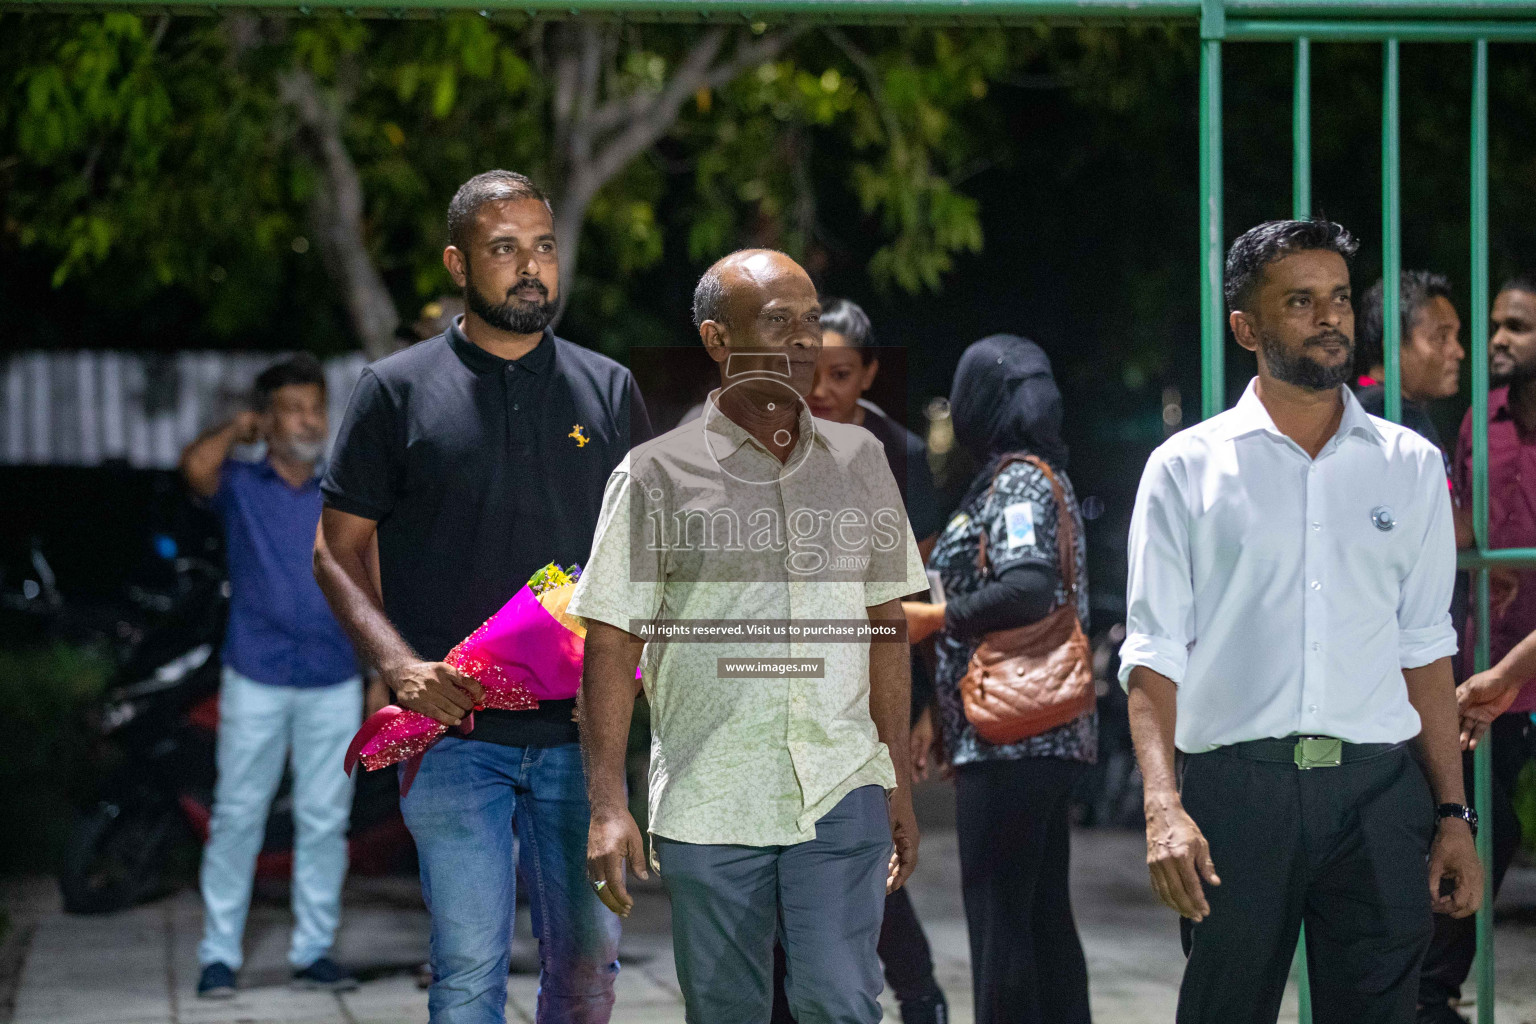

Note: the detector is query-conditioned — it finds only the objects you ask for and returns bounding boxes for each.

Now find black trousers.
[769,884,943,1022]
[1419,713,1534,1007]
[1177,745,1435,1024]
[955,757,1091,1024]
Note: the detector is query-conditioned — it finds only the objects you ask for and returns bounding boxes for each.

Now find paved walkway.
[8,783,1536,1024]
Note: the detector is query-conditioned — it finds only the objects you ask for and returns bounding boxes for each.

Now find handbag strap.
[972,453,1079,598]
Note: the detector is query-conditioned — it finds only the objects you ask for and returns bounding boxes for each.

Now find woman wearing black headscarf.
[905,334,1095,1024]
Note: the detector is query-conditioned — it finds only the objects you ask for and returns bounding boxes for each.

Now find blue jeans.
[198,667,363,970]
[400,736,621,1024]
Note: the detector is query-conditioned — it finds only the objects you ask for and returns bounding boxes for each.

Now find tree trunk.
[548,26,801,317]
[276,28,799,354]
[279,67,401,361]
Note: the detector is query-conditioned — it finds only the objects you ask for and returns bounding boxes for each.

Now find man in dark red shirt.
[1424,273,1536,1024]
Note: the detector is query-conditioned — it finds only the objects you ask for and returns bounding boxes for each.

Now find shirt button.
[1308,704,1319,713]
[513,403,520,411]
[1311,642,1321,652]
[1310,580,1322,591]
[1312,522,1322,531]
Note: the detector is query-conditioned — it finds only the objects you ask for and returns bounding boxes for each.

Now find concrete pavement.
[8,782,1536,1024]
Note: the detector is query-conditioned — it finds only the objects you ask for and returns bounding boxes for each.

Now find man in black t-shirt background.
[315,170,650,1024]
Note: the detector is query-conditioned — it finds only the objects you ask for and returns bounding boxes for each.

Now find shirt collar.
[446,315,555,376]
[1490,386,1513,421]
[700,389,834,464]
[1219,377,1384,447]
[257,455,321,488]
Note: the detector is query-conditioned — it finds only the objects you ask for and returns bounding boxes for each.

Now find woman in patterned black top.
[905,334,1094,1024]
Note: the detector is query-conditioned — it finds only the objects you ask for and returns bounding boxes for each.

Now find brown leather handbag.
[959,454,1095,745]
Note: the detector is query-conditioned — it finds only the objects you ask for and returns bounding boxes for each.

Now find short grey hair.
[692,248,792,329]
[693,262,730,329]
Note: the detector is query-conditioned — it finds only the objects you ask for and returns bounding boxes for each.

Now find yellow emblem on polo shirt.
[569,424,590,447]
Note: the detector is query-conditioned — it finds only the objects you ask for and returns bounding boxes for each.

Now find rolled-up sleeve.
[1118,450,1195,689]
[1398,457,1459,669]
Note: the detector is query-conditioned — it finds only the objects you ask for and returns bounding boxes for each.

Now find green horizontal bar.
[1230,0,1536,14]
[2,0,1189,14]
[1459,548,1536,569]
[9,0,1536,19]
[1229,18,1536,39]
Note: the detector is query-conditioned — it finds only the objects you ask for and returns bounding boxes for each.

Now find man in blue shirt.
[180,354,362,999]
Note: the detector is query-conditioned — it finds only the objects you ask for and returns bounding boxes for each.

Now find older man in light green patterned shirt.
[571,250,927,1024]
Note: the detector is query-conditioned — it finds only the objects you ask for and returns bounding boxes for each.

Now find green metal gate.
[10,0,1536,1018]
[1193,8,1536,1022]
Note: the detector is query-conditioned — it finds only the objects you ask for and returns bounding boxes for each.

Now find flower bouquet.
[344,562,591,794]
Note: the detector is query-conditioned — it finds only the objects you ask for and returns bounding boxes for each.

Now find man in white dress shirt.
[1120,219,1483,1024]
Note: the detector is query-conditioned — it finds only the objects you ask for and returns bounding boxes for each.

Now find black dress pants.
[954,757,1091,1024]
[1177,745,1436,1024]
[1419,713,1533,1007]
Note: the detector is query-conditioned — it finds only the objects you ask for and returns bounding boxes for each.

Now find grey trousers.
[654,785,892,1024]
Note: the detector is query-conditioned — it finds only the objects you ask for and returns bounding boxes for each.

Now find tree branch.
[278,66,400,359]
[567,24,605,169]
[552,26,803,312]
[551,24,582,161]
[585,90,652,142]
[701,27,803,93]
[822,26,904,150]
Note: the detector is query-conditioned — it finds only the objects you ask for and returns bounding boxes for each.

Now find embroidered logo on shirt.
[1004,502,1036,550]
[569,424,590,447]
[1371,505,1396,532]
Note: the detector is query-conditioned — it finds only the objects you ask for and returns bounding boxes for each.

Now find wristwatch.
[1437,803,1479,838]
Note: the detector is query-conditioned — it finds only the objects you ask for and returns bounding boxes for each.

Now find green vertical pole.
[1294,927,1314,1021]
[1474,567,1493,1024]
[1470,37,1495,1024]
[1290,34,1316,1020]
[1200,31,1224,419]
[1382,39,1402,426]
[1293,37,1311,220]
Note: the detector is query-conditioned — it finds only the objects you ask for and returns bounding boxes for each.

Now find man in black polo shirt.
[315,170,650,1024]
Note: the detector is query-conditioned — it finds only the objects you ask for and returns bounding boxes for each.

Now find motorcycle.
[59,552,414,915]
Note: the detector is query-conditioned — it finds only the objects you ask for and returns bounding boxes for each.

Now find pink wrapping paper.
[344,580,586,794]
[448,583,586,703]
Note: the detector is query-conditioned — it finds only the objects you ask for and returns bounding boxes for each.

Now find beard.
[466,270,558,335]
[272,436,326,464]
[1491,356,1535,388]
[1258,325,1354,392]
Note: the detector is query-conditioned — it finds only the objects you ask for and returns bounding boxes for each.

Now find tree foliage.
[3,12,1016,357]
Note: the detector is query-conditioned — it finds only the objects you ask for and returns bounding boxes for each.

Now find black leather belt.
[1216,736,1406,769]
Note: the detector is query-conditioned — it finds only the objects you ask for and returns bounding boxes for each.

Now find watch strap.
[1436,802,1479,837]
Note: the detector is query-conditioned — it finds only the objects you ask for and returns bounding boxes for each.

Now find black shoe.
[292,957,359,992]
[197,963,237,999]
[899,991,949,1024]
[1417,1004,1469,1024]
